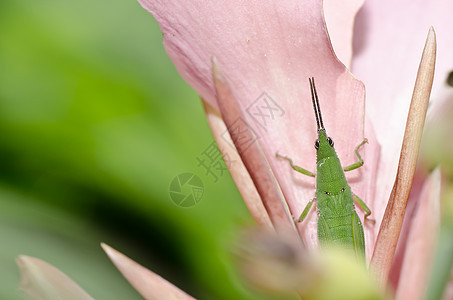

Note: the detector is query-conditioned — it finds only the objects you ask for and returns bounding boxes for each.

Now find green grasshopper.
[277,77,373,260]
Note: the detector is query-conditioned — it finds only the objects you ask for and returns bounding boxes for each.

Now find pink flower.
[136,0,451,298]
[16,1,453,299]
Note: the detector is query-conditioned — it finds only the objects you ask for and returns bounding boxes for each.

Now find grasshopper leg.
[343,138,368,172]
[352,193,375,223]
[317,213,330,245]
[295,198,316,223]
[276,153,315,177]
[351,211,366,262]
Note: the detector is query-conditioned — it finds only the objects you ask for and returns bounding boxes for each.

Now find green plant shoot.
[277,77,373,260]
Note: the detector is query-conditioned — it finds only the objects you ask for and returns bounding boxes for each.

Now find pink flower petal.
[324,0,365,68]
[444,276,453,300]
[211,60,297,234]
[16,256,94,300]
[102,243,195,300]
[386,173,425,289]
[395,168,441,300]
[351,0,453,239]
[202,99,273,229]
[370,28,436,283]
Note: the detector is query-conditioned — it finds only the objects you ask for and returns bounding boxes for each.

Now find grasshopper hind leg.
[351,211,366,262]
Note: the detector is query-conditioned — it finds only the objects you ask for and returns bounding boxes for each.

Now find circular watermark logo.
[168,173,204,207]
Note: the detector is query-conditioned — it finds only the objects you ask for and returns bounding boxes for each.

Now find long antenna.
[309,78,320,130]
[309,77,325,131]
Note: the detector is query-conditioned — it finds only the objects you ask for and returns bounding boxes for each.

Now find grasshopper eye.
[327,137,334,147]
[314,139,320,150]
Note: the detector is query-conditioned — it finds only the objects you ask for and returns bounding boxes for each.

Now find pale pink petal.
[101,243,195,300]
[212,60,297,235]
[16,256,94,300]
[353,0,453,129]
[351,0,453,242]
[362,119,381,258]
[202,99,273,229]
[370,28,436,284]
[323,0,365,68]
[139,0,379,254]
[386,173,425,289]
[444,274,453,300]
[395,168,441,300]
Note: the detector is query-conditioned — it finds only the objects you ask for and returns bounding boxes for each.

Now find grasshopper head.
[315,129,336,161]
[309,77,337,161]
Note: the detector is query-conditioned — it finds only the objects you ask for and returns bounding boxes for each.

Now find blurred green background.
[0,0,264,299]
